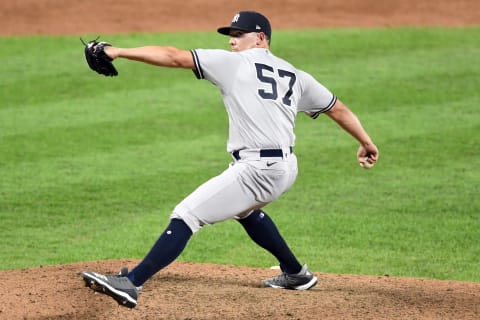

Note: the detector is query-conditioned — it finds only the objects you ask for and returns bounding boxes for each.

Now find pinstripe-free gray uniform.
[171,47,336,233]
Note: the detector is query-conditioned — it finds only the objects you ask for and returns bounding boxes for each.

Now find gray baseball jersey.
[191,48,337,152]
[171,48,337,233]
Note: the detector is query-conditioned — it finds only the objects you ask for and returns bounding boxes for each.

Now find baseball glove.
[82,38,118,76]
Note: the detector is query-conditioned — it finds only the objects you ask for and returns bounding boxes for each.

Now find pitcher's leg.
[127,218,192,286]
[238,209,302,274]
[128,163,261,287]
[171,162,263,233]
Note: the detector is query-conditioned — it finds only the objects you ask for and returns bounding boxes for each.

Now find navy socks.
[127,210,301,286]
[238,209,302,274]
[128,218,192,286]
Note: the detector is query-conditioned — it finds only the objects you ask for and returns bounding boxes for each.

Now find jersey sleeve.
[191,49,242,91]
[296,70,337,119]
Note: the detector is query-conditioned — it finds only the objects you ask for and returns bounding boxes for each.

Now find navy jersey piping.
[190,50,204,79]
[311,95,337,119]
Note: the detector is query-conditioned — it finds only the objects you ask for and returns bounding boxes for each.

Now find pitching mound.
[1,260,479,319]
[1,0,479,319]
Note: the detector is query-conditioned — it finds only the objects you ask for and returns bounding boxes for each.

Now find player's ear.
[256,32,266,45]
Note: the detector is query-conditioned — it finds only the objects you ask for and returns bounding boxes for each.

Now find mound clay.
[1,0,479,319]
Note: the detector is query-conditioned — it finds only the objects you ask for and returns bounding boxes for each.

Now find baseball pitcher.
[82,11,379,308]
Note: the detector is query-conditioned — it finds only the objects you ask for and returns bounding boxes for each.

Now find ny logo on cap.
[232,13,240,23]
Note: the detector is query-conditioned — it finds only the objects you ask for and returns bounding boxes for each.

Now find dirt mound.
[1,260,479,319]
[1,0,479,319]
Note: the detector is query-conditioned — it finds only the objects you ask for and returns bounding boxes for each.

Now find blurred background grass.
[0,27,478,282]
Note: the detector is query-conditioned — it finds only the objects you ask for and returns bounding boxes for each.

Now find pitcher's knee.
[170,207,203,234]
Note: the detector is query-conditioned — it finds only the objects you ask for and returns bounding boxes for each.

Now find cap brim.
[217,26,251,36]
[217,27,231,35]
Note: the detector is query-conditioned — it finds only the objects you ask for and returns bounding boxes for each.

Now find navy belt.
[232,147,293,161]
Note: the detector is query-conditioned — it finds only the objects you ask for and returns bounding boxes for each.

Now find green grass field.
[1,27,479,282]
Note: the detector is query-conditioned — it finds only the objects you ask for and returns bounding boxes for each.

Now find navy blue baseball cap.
[217,11,272,39]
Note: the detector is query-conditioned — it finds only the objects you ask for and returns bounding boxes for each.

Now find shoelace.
[114,270,142,291]
[270,273,289,282]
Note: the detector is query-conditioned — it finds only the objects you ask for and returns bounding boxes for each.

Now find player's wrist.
[104,46,118,60]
